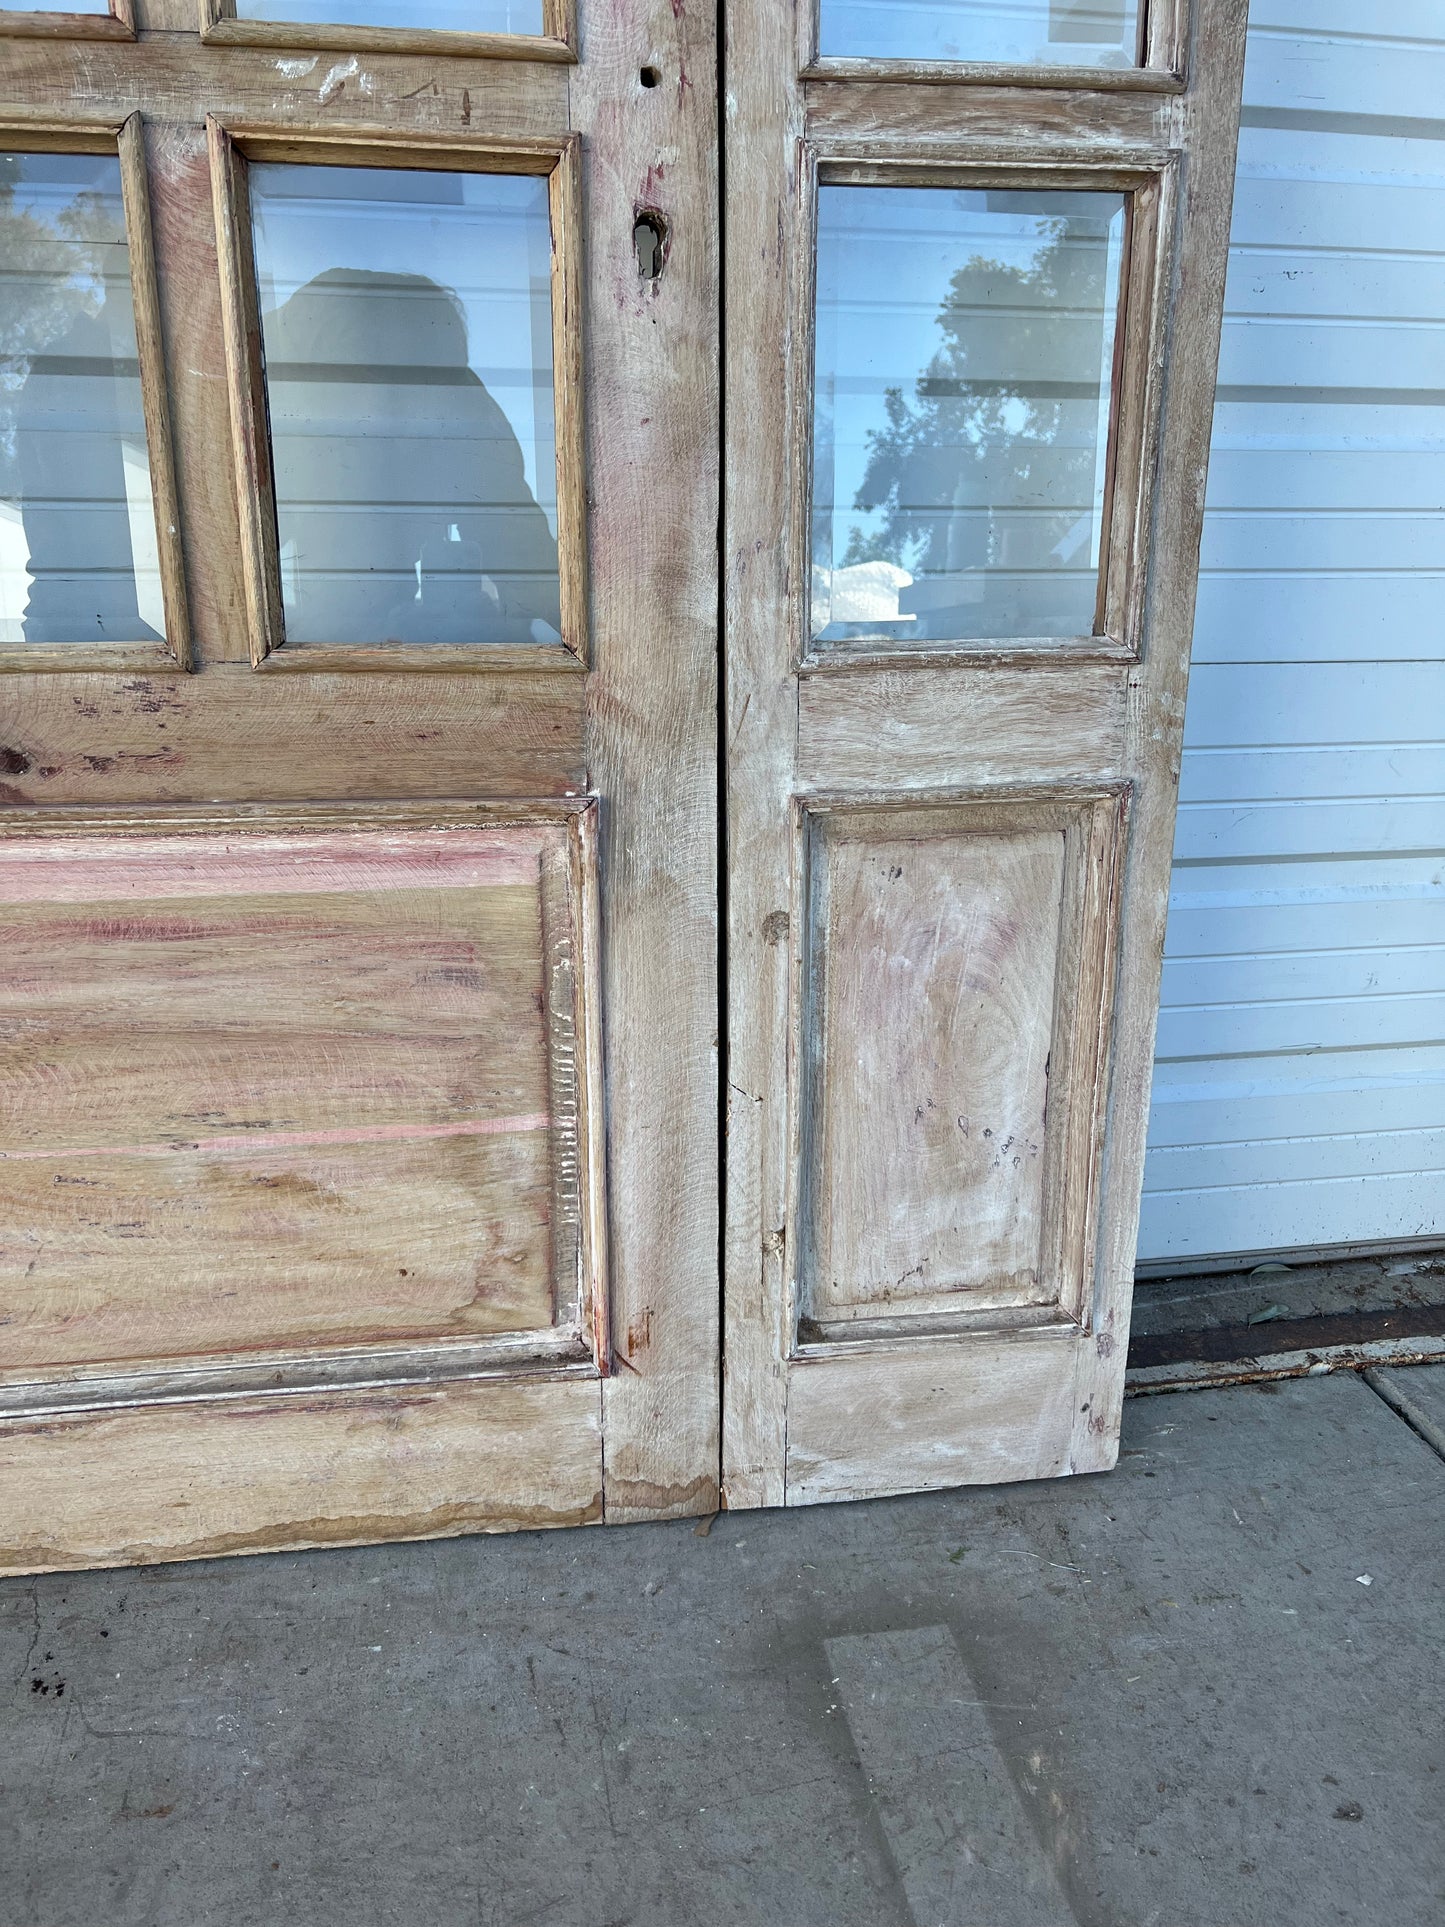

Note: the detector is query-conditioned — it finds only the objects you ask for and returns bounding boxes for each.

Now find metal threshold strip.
[1125,1251,1445,1393]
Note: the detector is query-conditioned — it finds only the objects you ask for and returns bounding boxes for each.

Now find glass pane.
[234,0,544,31]
[820,0,1141,68]
[250,164,561,648]
[812,186,1126,645]
[0,153,163,648]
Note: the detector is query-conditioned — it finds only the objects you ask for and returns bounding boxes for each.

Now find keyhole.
[634,210,668,281]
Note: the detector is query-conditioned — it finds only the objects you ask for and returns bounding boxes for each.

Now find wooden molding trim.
[0,0,133,42]
[207,119,589,671]
[0,112,190,672]
[788,146,1175,672]
[199,0,577,62]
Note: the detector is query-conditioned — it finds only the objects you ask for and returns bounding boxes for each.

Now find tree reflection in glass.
[250,163,561,648]
[0,153,162,647]
[812,185,1126,646]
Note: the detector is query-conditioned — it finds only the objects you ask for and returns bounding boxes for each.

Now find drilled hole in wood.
[640,65,661,88]
[634,210,668,281]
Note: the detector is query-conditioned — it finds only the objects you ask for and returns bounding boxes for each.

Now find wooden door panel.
[0,812,602,1376]
[0,0,718,1571]
[795,793,1124,1338]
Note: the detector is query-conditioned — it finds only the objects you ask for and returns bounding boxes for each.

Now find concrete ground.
[2,1368,1442,1927]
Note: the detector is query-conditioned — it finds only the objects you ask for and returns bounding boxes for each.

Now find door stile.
[571,1,722,1522]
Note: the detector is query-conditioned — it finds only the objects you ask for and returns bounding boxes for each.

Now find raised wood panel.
[0,1372,602,1576]
[802,812,1062,1322]
[0,815,603,1373]
[795,792,1126,1338]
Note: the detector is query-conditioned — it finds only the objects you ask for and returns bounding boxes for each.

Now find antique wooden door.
[0,0,718,1571]
[722,0,1248,1504]
[1,0,1247,1574]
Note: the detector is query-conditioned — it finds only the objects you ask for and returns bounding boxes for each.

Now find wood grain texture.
[0,825,591,1370]
[724,0,1247,1508]
[797,667,1128,805]
[0,1371,602,1575]
[794,793,1126,1339]
[0,0,719,1568]
[0,42,570,142]
[720,0,802,1509]
[208,118,280,669]
[579,0,721,1521]
[801,812,1066,1324]
[0,670,584,802]
[784,1329,1083,1505]
[803,80,1181,153]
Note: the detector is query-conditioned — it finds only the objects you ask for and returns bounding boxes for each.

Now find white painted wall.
[1138,0,1445,1264]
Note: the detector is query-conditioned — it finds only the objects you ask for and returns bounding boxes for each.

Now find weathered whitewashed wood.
[785,1329,1082,1505]
[792,792,1124,1345]
[578,0,721,1522]
[724,0,1249,1505]
[797,666,1128,793]
[719,0,806,1509]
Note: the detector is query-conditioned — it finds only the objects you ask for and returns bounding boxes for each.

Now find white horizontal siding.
[1138,0,1445,1265]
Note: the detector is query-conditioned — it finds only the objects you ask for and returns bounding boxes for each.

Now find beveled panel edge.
[795,1301,1079,1354]
[0,111,127,148]
[0,1330,596,1421]
[802,60,1183,93]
